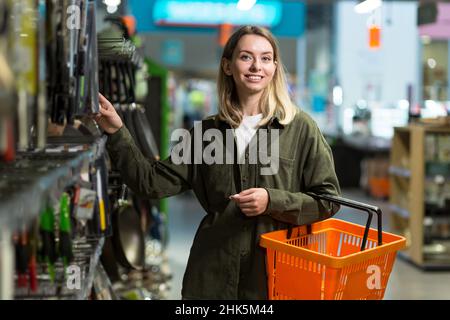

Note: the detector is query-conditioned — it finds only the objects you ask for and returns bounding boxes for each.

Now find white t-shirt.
[234,113,263,163]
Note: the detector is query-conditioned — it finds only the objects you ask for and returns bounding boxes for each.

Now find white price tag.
[75,188,97,220]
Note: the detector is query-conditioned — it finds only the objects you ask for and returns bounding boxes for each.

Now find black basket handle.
[295,193,383,251]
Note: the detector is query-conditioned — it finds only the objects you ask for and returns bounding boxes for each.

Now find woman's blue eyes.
[240,55,272,62]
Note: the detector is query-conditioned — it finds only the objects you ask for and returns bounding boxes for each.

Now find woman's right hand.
[95,93,123,134]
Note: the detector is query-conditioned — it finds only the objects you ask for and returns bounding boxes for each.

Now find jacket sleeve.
[106,126,192,199]
[264,122,341,226]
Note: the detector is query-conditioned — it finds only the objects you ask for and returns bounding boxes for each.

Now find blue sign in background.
[153,0,282,27]
[161,39,184,66]
[129,0,305,38]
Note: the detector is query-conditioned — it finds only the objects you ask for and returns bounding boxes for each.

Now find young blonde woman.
[95,26,340,300]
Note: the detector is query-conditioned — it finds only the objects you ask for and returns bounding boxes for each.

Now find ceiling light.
[354,0,382,14]
[237,0,257,11]
[332,86,343,106]
[398,99,409,110]
[421,35,431,45]
[107,5,118,14]
[427,58,436,69]
[104,0,121,6]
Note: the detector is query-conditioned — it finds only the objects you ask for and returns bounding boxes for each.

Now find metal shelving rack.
[13,237,105,300]
[0,136,107,299]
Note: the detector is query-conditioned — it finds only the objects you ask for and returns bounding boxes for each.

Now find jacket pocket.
[257,153,295,191]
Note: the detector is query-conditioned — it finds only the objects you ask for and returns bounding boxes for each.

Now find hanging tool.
[39,205,57,282]
[50,1,70,125]
[59,192,73,270]
[34,0,48,150]
[70,184,81,219]
[28,220,39,293]
[46,0,58,124]
[96,166,106,233]
[8,0,38,150]
[79,0,99,115]
[88,1,99,115]
[14,229,29,289]
[65,0,81,125]
[0,117,15,162]
[0,1,15,162]
[76,0,88,115]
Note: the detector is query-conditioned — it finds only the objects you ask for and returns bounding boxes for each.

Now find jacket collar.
[268,115,284,129]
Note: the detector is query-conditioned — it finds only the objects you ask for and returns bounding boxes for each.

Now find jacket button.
[240,250,249,257]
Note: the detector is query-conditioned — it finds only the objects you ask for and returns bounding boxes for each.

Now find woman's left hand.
[230,188,269,217]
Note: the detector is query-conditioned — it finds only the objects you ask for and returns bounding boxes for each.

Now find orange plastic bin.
[260,194,406,300]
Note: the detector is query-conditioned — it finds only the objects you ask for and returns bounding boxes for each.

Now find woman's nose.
[250,59,261,71]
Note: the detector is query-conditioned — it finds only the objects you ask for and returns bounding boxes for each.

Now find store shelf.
[342,134,391,152]
[398,251,450,271]
[46,135,107,162]
[389,166,411,178]
[390,124,450,269]
[0,136,107,232]
[14,236,105,300]
[75,237,105,300]
[389,204,410,219]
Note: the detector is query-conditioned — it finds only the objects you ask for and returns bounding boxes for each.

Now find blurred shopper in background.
[94,26,340,299]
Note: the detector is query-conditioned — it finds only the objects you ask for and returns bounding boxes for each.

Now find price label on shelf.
[75,188,97,221]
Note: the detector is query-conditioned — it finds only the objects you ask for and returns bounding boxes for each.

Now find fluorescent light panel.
[237,0,257,11]
[104,0,121,7]
[354,0,382,14]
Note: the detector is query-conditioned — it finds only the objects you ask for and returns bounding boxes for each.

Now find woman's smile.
[244,74,264,82]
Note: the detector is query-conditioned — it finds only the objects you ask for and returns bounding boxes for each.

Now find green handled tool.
[39,205,56,282]
[59,192,73,270]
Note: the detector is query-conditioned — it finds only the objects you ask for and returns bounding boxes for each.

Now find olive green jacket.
[106,110,341,300]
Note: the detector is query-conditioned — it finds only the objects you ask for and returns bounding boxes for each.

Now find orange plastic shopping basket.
[260,194,406,300]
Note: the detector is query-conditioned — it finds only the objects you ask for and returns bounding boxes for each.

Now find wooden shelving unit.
[389,124,450,270]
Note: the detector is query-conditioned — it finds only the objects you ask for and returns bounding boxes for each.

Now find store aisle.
[166,189,450,300]
[166,192,205,300]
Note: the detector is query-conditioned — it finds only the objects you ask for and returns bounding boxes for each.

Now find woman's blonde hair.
[217,25,298,128]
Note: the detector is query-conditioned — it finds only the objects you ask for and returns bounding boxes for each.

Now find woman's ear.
[222,59,232,76]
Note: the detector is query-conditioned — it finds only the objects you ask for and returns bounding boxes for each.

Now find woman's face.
[223,34,277,97]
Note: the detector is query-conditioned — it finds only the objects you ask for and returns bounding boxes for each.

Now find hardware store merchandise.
[0,0,450,301]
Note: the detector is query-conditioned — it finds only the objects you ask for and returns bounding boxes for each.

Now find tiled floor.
[164,189,450,300]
